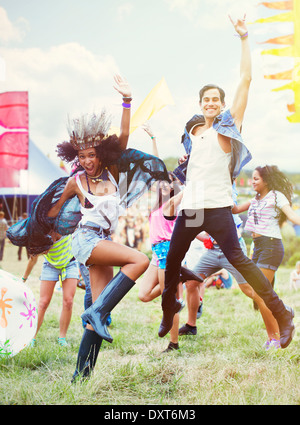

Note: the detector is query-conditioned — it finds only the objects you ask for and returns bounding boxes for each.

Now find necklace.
[85,167,109,183]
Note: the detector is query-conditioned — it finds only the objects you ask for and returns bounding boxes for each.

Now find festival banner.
[254,0,300,122]
[0,91,29,170]
[258,1,293,9]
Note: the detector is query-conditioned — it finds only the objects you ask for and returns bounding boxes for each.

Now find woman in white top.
[48,75,167,381]
[233,165,300,348]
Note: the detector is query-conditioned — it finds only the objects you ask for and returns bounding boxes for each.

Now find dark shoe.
[158,300,182,338]
[81,271,135,343]
[180,266,203,283]
[162,342,179,353]
[179,323,197,336]
[276,305,295,349]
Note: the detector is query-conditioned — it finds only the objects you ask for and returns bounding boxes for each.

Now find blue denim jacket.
[173,109,252,184]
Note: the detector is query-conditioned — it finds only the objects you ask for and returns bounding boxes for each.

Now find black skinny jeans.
[163,207,286,318]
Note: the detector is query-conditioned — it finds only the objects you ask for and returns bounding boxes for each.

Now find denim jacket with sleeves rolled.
[173,108,252,184]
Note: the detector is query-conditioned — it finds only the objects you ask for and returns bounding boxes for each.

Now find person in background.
[204,269,233,289]
[290,261,300,290]
[29,231,79,347]
[233,164,300,349]
[138,123,202,352]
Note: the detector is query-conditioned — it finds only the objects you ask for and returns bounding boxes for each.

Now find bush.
[287,251,300,267]
[282,234,300,265]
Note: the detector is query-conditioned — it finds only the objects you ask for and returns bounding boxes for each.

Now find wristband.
[236,31,248,39]
[122,96,132,102]
[22,277,27,282]
[122,102,131,109]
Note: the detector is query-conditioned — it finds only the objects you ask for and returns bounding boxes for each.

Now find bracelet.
[122,96,132,102]
[151,136,156,139]
[235,31,248,39]
[122,102,131,109]
[22,277,27,282]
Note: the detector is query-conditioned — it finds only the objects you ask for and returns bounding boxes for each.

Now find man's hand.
[228,14,248,37]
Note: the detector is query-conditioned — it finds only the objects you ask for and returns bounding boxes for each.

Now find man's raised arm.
[229,14,252,132]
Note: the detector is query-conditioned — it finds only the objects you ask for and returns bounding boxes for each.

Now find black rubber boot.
[71,329,102,383]
[81,270,135,343]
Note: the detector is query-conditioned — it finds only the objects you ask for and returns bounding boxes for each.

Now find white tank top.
[75,170,124,231]
[180,126,233,210]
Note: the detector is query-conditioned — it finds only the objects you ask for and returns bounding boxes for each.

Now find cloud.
[164,0,260,29]
[0,7,29,43]
[0,42,120,161]
[117,2,133,21]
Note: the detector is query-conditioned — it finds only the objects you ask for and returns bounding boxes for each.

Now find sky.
[0,0,299,173]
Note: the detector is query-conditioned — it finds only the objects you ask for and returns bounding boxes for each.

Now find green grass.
[0,241,300,405]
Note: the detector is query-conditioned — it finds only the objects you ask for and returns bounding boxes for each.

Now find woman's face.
[252,169,268,194]
[159,180,172,196]
[78,148,101,176]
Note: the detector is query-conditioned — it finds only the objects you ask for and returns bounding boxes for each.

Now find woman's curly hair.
[56,111,122,174]
[255,165,294,226]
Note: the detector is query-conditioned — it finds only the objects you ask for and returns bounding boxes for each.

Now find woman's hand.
[141,122,155,139]
[113,74,132,98]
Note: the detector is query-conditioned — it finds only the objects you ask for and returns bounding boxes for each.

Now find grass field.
[0,241,299,406]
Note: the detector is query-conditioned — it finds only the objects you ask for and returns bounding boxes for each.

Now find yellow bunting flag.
[264,69,293,79]
[109,77,174,136]
[254,11,293,23]
[253,0,300,122]
[258,1,293,9]
[258,34,294,45]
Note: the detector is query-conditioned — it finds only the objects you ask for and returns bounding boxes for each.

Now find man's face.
[199,88,225,119]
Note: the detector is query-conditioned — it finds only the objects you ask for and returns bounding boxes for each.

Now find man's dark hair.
[199,84,225,103]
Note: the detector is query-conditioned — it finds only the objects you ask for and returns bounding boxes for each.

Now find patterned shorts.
[151,240,171,269]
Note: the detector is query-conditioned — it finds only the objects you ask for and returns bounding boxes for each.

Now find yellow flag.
[253,11,293,24]
[261,46,295,56]
[108,77,174,136]
[130,77,175,133]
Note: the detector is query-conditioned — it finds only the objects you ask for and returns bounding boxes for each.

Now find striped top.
[44,234,74,280]
[245,190,289,239]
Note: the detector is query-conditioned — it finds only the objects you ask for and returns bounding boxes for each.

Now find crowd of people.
[1,14,300,382]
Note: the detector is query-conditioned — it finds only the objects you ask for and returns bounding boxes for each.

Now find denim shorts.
[40,259,79,281]
[252,236,284,271]
[72,222,111,266]
[151,240,170,269]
